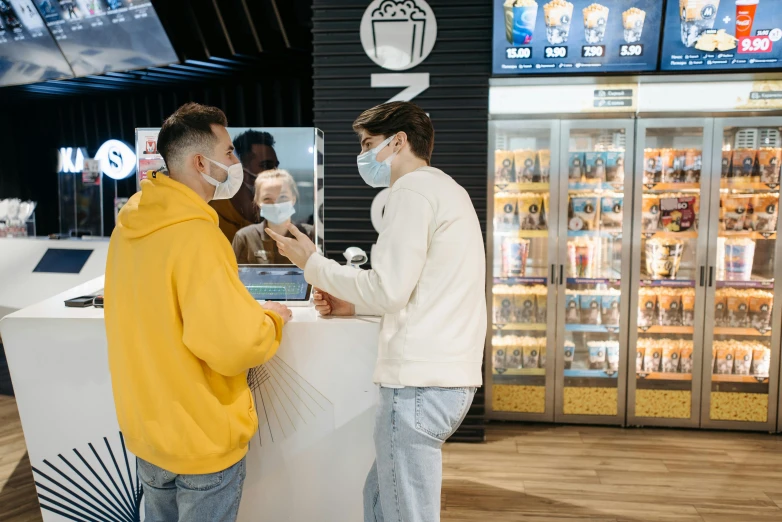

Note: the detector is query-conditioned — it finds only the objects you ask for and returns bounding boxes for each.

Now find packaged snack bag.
[751,345,771,377]
[660,195,697,232]
[518,193,544,230]
[569,194,600,231]
[522,338,541,369]
[658,288,682,326]
[539,338,547,368]
[514,287,537,324]
[636,344,646,373]
[714,289,729,327]
[732,149,757,183]
[645,238,684,279]
[605,151,625,183]
[493,288,514,324]
[601,290,621,327]
[679,340,694,374]
[588,341,607,370]
[659,149,677,183]
[538,149,551,183]
[757,148,782,184]
[569,152,585,181]
[726,289,750,328]
[565,291,581,323]
[541,192,550,230]
[564,340,576,369]
[514,149,537,183]
[642,195,660,231]
[724,237,756,281]
[584,152,607,183]
[506,346,524,369]
[532,284,548,323]
[749,290,773,331]
[715,344,735,375]
[601,194,623,230]
[495,150,515,184]
[643,148,660,184]
[638,287,658,327]
[751,194,779,233]
[580,291,602,325]
[722,195,750,231]
[683,148,702,183]
[733,344,752,375]
[501,237,530,278]
[644,343,662,373]
[606,341,620,372]
[662,339,681,373]
[492,337,508,372]
[721,149,733,179]
[495,194,517,228]
[681,288,696,327]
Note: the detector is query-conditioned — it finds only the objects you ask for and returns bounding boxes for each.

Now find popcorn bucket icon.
[369,0,430,70]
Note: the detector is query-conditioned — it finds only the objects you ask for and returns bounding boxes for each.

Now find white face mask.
[202,157,243,200]
[260,201,296,224]
[356,134,397,188]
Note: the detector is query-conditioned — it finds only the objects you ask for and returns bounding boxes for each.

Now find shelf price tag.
[619,44,643,57]
[581,45,605,58]
[505,47,532,60]
[738,36,772,54]
[544,46,568,59]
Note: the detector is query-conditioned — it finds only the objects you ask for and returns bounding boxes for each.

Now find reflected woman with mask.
[232,169,314,264]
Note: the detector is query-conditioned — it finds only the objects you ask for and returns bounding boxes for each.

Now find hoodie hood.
[117,173,218,239]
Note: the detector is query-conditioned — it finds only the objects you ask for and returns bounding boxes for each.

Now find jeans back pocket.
[414,387,473,441]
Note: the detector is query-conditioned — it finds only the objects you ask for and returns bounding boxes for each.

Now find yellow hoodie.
[104,172,283,475]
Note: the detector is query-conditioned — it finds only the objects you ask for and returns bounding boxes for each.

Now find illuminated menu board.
[661,0,782,71]
[493,0,663,75]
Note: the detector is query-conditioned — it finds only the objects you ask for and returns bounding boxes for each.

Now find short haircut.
[233,130,276,162]
[157,102,228,170]
[352,101,434,163]
[254,169,299,205]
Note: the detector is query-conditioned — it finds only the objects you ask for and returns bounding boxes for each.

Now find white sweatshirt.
[304,167,487,387]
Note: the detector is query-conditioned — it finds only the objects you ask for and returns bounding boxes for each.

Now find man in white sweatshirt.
[266,101,486,522]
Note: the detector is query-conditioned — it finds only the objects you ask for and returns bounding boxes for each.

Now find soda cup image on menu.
[736,0,759,38]
[543,0,574,45]
[623,7,646,43]
[505,0,539,45]
[680,0,721,47]
[583,3,609,44]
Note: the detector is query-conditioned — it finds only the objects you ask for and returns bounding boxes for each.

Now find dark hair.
[233,130,276,162]
[157,102,228,170]
[352,102,434,163]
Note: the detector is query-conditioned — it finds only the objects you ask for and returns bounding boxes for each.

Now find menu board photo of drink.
[493,0,663,75]
[661,0,782,71]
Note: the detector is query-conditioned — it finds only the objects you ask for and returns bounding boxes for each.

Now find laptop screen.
[238,265,311,302]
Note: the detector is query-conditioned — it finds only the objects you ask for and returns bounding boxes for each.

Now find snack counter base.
[0,277,380,522]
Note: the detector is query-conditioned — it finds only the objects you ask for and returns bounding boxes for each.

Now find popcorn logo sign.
[360,0,437,71]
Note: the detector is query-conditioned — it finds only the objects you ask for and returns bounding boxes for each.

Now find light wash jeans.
[137,456,246,522]
[364,386,476,522]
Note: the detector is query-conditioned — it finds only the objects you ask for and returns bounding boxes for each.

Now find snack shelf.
[493,323,547,331]
[492,373,547,386]
[495,182,550,192]
[568,230,622,239]
[719,230,777,240]
[641,230,699,239]
[494,368,546,377]
[639,279,696,288]
[494,276,548,286]
[638,325,694,335]
[637,372,692,381]
[716,280,774,289]
[711,374,769,384]
[644,183,701,191]
[713,327,772,337]
[563,369,618,379]
[720,180,780,191]
[566,277,621,285]
[568,182,624,192]
[565,324,620,333]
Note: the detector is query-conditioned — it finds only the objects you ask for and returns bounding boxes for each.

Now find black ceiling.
[1,0,313,98]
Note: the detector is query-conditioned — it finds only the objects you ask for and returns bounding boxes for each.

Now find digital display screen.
[660,0,782,71]
[0,0,73,86]
[238,266,312,302]
[36,0,177,76]
[33,248,93,274]
[492,0,663,75]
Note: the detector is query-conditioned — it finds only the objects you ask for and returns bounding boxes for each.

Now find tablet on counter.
[238,264,312,305]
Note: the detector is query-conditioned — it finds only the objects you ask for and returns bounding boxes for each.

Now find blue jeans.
[137,456,246,522]
[364,386,476,522]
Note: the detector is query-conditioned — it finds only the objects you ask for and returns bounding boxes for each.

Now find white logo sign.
[95,140,137,180]
[360,0,437,71]
[58,147,86,174]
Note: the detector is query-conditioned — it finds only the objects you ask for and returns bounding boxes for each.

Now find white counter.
[0,276,380,522]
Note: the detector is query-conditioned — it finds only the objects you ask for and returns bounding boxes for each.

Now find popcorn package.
[724,237,756,281]
[658,288,682,327]
[681,288,696,327]
[565,291,581,324]
[662,340,681,373]
[638,287,658,328]
[531,284,548,323]
[722,195,751,231]
[757,148,782,184]
[588,341,607,370]
[714,289,729,327]
[726,289,750,328]
[537,149,551,183]
[644,342,662,373]
[642,195,661,231]
[519,193,545,230]
[495,150,515,184]
[601,194,623,230]
[584,151,607,183]
[643,149,661,184]
[659,149,677,183]
[569,152,585,181]
[605,151,625,183]
[495,194,517,228]
[522,337,542,369]
[751,194,779,233]
[721,149,733,179]
[580,291,602,325]
[749,290,773,331]
[636,344,645,373]
[493,343,508,372]
[679,340,694,374]
[733,345,752,376]
[752,345,771,377]
[514,288,537,324]
[606,341,620,373]
[514,149,537,183]
[645,237,684,279]
[601,290,621,327]
[569,194,600,231]
[564,340,576,369]
[493,287,515,323]
[715,344,735,375]
[732,149,757,183]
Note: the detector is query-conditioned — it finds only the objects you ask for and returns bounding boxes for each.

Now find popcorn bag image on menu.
[544,0,574,45]
[680,0,721,48]
[583,3,609,45]
[363,0,434,70]
[623,7,646,43]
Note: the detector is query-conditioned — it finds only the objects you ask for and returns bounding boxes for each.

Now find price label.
[739,36,772,53]
[505,47,532,60]
[619,44,643,57]
[544,46,568,59]
[581,45,605,58]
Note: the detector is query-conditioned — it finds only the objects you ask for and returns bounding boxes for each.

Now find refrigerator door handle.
[709,266,715,287]
[700,266,705,287]
[559,265,564,286]
[551,264,556,285]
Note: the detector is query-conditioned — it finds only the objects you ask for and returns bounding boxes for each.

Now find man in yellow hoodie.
[104,102,291,522]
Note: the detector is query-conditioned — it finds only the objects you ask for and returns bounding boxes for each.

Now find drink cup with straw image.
[505,0,539,45]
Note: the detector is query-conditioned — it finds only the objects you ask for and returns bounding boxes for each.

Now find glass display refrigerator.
[486,118,634,425]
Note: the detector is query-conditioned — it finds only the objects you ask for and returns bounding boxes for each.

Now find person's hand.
[265,224,318,269]
[263,301,293,324]
[313,289,355,317]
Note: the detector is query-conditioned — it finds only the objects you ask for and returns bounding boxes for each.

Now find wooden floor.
[3,394,782,522]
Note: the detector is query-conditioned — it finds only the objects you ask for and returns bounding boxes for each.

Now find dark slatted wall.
[313,0,492,442]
